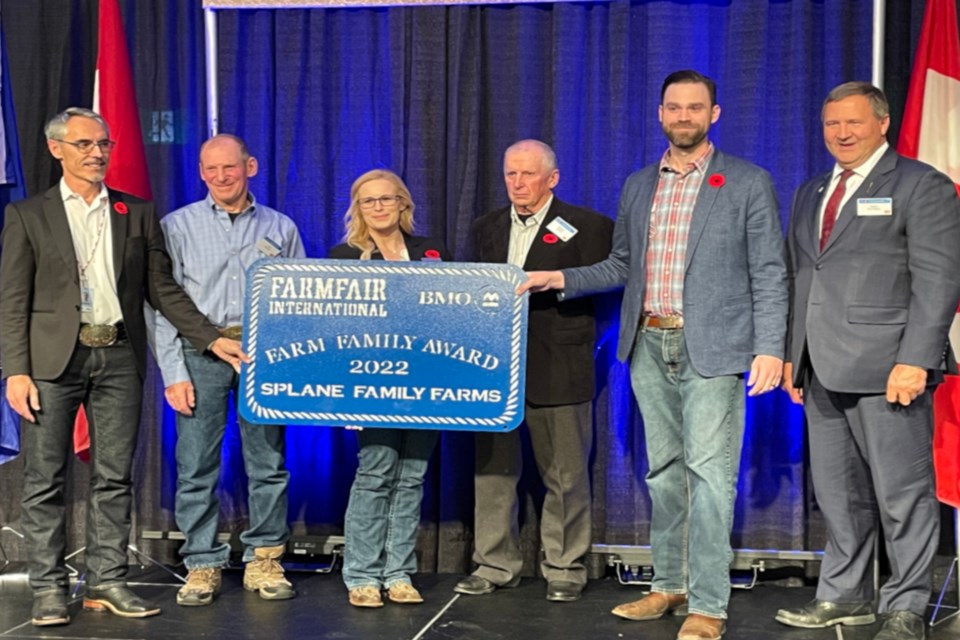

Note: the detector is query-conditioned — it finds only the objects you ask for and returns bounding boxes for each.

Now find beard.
[663,122,709,150]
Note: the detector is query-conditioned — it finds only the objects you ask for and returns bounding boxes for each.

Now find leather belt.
[218,325,243,341]
[78,322,127,347]
[641,315,684,330]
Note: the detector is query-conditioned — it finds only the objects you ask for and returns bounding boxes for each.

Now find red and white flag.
[897,0,960,508]
[71,0,154,461]
[94,0,152,200]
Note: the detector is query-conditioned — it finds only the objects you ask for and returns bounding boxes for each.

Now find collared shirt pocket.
[257,237,283,257]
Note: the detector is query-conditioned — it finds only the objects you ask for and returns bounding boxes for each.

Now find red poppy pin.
[423,249,441,260]
[708,174,725,188]
[543,233,559,244]
[113,202,128,215]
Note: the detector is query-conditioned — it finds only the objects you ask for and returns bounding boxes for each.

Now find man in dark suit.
[454,139,613,603]
[520,71,788,640]
[776,82,960,640]
[0,108,246,626]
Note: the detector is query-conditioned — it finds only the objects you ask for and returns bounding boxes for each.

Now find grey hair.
[44,107,110,140]
[822,82,890,121]
[504,139,558,173]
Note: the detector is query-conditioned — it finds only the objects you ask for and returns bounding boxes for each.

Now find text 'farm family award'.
[239,259,528,431]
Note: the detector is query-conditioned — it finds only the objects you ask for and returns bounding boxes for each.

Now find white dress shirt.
[818,142,890,237]
[60,179,121,325]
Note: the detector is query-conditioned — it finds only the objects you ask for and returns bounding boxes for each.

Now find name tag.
[546,217,578,242]
[257,237,282,257]
[857,197,893,217]
[80,284,95,313]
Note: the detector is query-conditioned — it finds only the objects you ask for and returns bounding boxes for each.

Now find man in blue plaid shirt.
[150,134,305,607]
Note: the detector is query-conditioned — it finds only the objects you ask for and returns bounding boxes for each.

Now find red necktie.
[819,169,854,251]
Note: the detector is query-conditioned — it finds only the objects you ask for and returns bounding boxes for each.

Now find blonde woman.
[328,170,451,607]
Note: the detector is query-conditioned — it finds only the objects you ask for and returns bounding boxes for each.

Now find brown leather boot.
[677,613,725,639]
[611,592,689,621]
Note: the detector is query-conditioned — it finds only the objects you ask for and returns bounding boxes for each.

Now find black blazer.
[471,198,613,405]
[327,233,452,262]
[0,186,220,380]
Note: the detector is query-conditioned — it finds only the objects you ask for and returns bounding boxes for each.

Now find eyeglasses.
[358,195,402,209]
[56,139,117,154]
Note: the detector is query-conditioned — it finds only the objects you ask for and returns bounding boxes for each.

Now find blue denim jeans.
[629,328,745,618]
[175,343,290,568]
[22,342,142,593]
[342,428,438,590]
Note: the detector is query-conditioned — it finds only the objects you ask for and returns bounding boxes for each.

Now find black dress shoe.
[83,585,161,618]
[874,611,926,640]
[775,598,875,628]
[546,580,584,602]
[453,574,521,595]
[32,591,70,626]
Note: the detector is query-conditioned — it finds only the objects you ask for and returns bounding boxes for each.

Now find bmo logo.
[476,286,502,314]
[418,290,472,306]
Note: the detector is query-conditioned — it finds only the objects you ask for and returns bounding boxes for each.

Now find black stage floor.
[2,567,959,639]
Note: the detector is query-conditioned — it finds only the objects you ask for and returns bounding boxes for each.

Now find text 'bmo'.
[418,291,472,305]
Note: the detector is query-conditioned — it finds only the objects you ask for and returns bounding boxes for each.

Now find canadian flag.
[897,0,960,508]
[71,0,153,461]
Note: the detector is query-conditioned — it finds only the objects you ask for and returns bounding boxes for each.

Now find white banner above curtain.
[203,0,607,6]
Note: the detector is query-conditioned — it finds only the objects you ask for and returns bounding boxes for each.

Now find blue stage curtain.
[0,0,879,573]
[204,0,872,573]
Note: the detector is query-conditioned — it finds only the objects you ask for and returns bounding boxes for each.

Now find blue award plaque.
[239,259,528,431]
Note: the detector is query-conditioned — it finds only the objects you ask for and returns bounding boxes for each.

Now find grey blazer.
[563,149,788,377]
[786,148,960,393]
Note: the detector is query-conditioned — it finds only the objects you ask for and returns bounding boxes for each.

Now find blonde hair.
[343,169,416,259]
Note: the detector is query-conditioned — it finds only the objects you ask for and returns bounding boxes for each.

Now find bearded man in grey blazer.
[775,82,960,640]
[520,70,788,640]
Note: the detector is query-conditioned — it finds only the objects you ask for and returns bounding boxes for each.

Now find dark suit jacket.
[471,198,614,406]
[327,233,452,262]
[787,148,960,393]
[0,186,220,381]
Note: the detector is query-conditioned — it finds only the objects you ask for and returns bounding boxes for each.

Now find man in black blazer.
[0,108,245,626]
[455,140,613,602]
[777,83,960,640]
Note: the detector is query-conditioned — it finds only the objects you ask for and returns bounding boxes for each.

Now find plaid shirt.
[643,143,715,317]
[151,194,306,386]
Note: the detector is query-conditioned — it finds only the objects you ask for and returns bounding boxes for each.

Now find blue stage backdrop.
[140,0,870,573]
[60,0,874,574]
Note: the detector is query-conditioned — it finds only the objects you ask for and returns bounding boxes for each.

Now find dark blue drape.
[0,0,875,573]
[189,0,873,573]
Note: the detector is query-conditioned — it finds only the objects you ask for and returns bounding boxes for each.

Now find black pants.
[20,341,142,594]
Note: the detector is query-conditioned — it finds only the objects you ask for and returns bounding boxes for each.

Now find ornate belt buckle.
[79,324,118,347]
[219,326,243,341]
[661,316,684,329]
